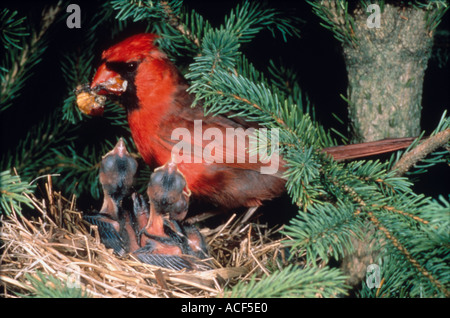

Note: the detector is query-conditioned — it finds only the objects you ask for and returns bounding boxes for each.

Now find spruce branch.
[288,154,449,296]
[190,69,334,150]
[159,0,201,48]
[307,0,358,47]
[267,60,317,120]
[182,1,449,296]
[0,170,35,215]
[283,201,367,264]
[0,110,73,180]
[0,8,29,49]
[112,0,300,63]
[0,2,62,112]
[19,271,90,298]
[225,265,349,298]
[222,1,301,43]
[414,0,449,34]
[111,0,204,57]
[358,255,413,297]
[372,204,429,225]
[49,143,105,199]
[392,128,450,176]
[367,209,449,297]
[387,112,449,176]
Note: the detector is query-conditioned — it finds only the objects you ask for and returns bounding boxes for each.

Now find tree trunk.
[343,4,434,142]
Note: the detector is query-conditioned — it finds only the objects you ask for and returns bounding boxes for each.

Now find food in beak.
[75,63,129,116]
[75,84,106,116]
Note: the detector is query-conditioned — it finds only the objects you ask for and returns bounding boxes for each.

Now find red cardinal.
[88,33,414,218]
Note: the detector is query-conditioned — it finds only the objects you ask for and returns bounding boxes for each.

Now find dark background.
[1,0,449,200]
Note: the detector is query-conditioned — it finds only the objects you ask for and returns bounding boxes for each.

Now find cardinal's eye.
[106,61,139,76]
[126,62,137,72]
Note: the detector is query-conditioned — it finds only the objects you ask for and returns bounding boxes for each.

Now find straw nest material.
[1,177,289,298]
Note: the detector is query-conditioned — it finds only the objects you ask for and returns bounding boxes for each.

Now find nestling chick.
[132,191,209,270]
[146,161,190,222]
[141,161,207,256]
[84,138,139,255]
[132,161,209,269]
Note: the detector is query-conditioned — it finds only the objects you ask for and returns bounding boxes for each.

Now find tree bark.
[343,4,434,142]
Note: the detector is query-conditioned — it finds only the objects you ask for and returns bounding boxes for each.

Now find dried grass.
[1,177,288,298]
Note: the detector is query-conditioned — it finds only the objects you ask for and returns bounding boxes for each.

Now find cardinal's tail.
[322,137,416,161]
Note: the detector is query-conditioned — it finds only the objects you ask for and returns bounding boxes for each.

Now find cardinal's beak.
[91,63,128,95]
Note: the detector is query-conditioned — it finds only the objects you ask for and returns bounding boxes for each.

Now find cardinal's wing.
[157,95,285,177]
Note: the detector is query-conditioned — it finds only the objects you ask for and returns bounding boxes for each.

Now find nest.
[0,177,289,298]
